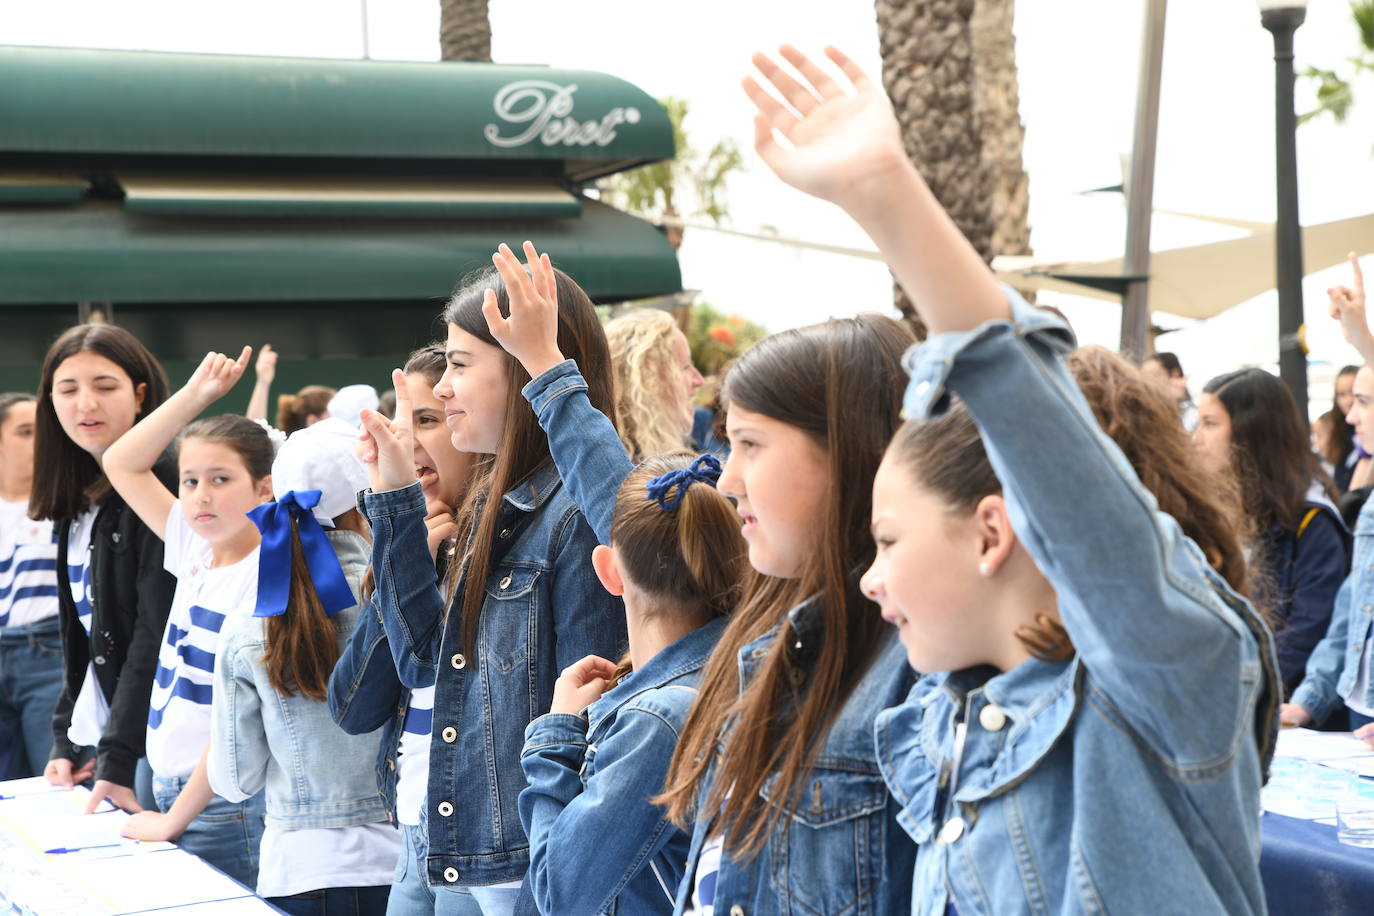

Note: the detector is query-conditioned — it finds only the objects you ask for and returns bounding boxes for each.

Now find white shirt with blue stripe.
[66,507,106,748]
[395,684,435,827]
[0,497,59,629]
[145,501,259,780]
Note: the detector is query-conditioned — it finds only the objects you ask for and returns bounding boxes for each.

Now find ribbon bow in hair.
[247,490,356,618]
[645,454,723,512]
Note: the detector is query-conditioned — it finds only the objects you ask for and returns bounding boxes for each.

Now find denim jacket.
[875,291,1280,915]
[1291,495,1374,722]
[327,589,407,823]
[364,465,627,887]
[672,602,918,916]
[209,529,390,830]
[520,616,727,916]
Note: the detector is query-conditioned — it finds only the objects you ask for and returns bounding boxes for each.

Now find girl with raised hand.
[32,325,177,814]
[100,347,269,886]
[475,243,744,915]
[355,259,626,915]
[209,417,400,916]
[328,343,475,916]
[743,44,1278,913]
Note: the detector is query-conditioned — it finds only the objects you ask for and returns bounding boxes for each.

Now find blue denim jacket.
[327,589,407,823]
[1292,495,1374,722]
[209,530,390,830]
[875,292,1280,915]
[520,616,727,916]
[672,605,918,916]
[364,465,627,887]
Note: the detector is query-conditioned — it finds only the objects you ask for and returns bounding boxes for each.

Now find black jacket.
[49,453,178,787]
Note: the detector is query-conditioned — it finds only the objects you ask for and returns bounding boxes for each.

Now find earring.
[978,561,991,577]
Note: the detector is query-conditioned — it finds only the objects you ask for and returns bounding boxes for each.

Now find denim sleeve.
[519,708,680,916]
[1291,576,1353,723]
[1275,512,1350,692]
[208,636,269,803]
[906,288,1262,768]
[363,483,443,690]
[549,507,628,671]
[327,593,403,735]
[523,360,634,546]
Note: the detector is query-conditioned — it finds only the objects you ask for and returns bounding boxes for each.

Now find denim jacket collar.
[502,460,564,514]
[879,655,1079,844]
[585,616,727,736]
[325,528,370,576]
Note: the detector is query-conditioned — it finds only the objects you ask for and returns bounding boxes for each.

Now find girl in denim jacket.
[328,343,477,916]
[471,245,740,914]
[741,45,1279,913]
[357,258,626,915]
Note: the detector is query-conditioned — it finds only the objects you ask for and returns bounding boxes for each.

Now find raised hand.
[743,45,907,208]
[549,654,618,715]
[358,369,418,493]
[186,346,252,407]
[254,344,278,386]
[1329,253,1373,361]
[483,241,567,380]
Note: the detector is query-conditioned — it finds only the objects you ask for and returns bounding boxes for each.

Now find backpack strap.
[1297,506,1322,539]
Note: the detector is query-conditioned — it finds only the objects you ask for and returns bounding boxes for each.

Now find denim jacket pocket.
[760,763,890,916]
[483,566,542,674]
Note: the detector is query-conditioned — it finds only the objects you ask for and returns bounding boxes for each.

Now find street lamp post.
[1259,0,1309,419]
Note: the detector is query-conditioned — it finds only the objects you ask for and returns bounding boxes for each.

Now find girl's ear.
[591,544,625,597]
[257,474,275,504]
[974,493,1018,577]
[134,381,148,415]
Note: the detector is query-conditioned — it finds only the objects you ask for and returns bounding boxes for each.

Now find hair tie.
[645,454,723,512]
[252,418,289,457]
[247,490,356,618]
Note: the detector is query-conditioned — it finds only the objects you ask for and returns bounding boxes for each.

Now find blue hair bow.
[247,490,356,619]
[645,454,723,512]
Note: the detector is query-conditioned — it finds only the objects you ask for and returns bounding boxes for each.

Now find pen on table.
[44,842,137,854]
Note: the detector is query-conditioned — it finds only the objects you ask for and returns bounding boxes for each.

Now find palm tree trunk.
[439,0,492,62]
[874,0,1032,337]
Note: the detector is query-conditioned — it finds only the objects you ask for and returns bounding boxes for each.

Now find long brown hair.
[1068,347,1248,594]
[263,514,346,701]
[657,313,914,856]
[443,265,615,659]
[31,324,169,521]
[276,385,335,435]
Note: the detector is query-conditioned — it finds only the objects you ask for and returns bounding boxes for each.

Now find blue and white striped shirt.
[145,502,259,780]
[395,684,435,826]
[0,498,59,629]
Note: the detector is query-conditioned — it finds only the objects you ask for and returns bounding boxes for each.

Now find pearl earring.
[978,561,991,577]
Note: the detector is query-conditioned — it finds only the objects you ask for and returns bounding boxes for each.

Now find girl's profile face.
[717,406,829,578]
[670,328,705,435]
[862,454,988,673]
[177,439,271,546]
[0,401,37,478]
[406,371,472,507]
[435,326,511,456]
[1192,393,1233,475]
[1348,367,1374,443]
[50,351,147,458]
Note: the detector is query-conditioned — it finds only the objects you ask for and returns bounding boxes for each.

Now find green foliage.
[686,301,768,377]
[600,97,742,225]
[1299,1,1374,126]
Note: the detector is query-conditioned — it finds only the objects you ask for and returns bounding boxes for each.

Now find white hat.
[271,417,369,526]
[326,384,379,429]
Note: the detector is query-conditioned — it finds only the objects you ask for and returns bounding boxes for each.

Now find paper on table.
[9,809,173,859]
[1276,727,1374,761]
[68,848,254,912]
[0,787,115,819]
[0,775,67,798]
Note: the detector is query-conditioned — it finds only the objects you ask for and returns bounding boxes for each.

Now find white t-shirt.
[0,497,59,629]
[66,508,105,747]
[683,834,724,916]
[395,685,435,827]
[255,822,402,898]
[145,502,259,780]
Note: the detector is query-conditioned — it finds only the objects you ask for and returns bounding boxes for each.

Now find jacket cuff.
[521,360,585,415]
[523,712,590,752]
[1290,681,1339,724]
[49,737,77,763]
[95,746,136,789]
[361,481,427,520]
[900,286,1076,421]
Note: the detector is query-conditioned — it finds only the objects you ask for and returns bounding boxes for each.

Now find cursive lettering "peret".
[484,80,641,149]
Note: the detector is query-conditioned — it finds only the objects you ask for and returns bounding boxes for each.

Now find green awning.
[0,198,680,305]
[117,175,581,219]
[0,174,89,204]
[0,46,675,182]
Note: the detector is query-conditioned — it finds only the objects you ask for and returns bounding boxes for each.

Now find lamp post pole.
[1261,1,1308,419]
